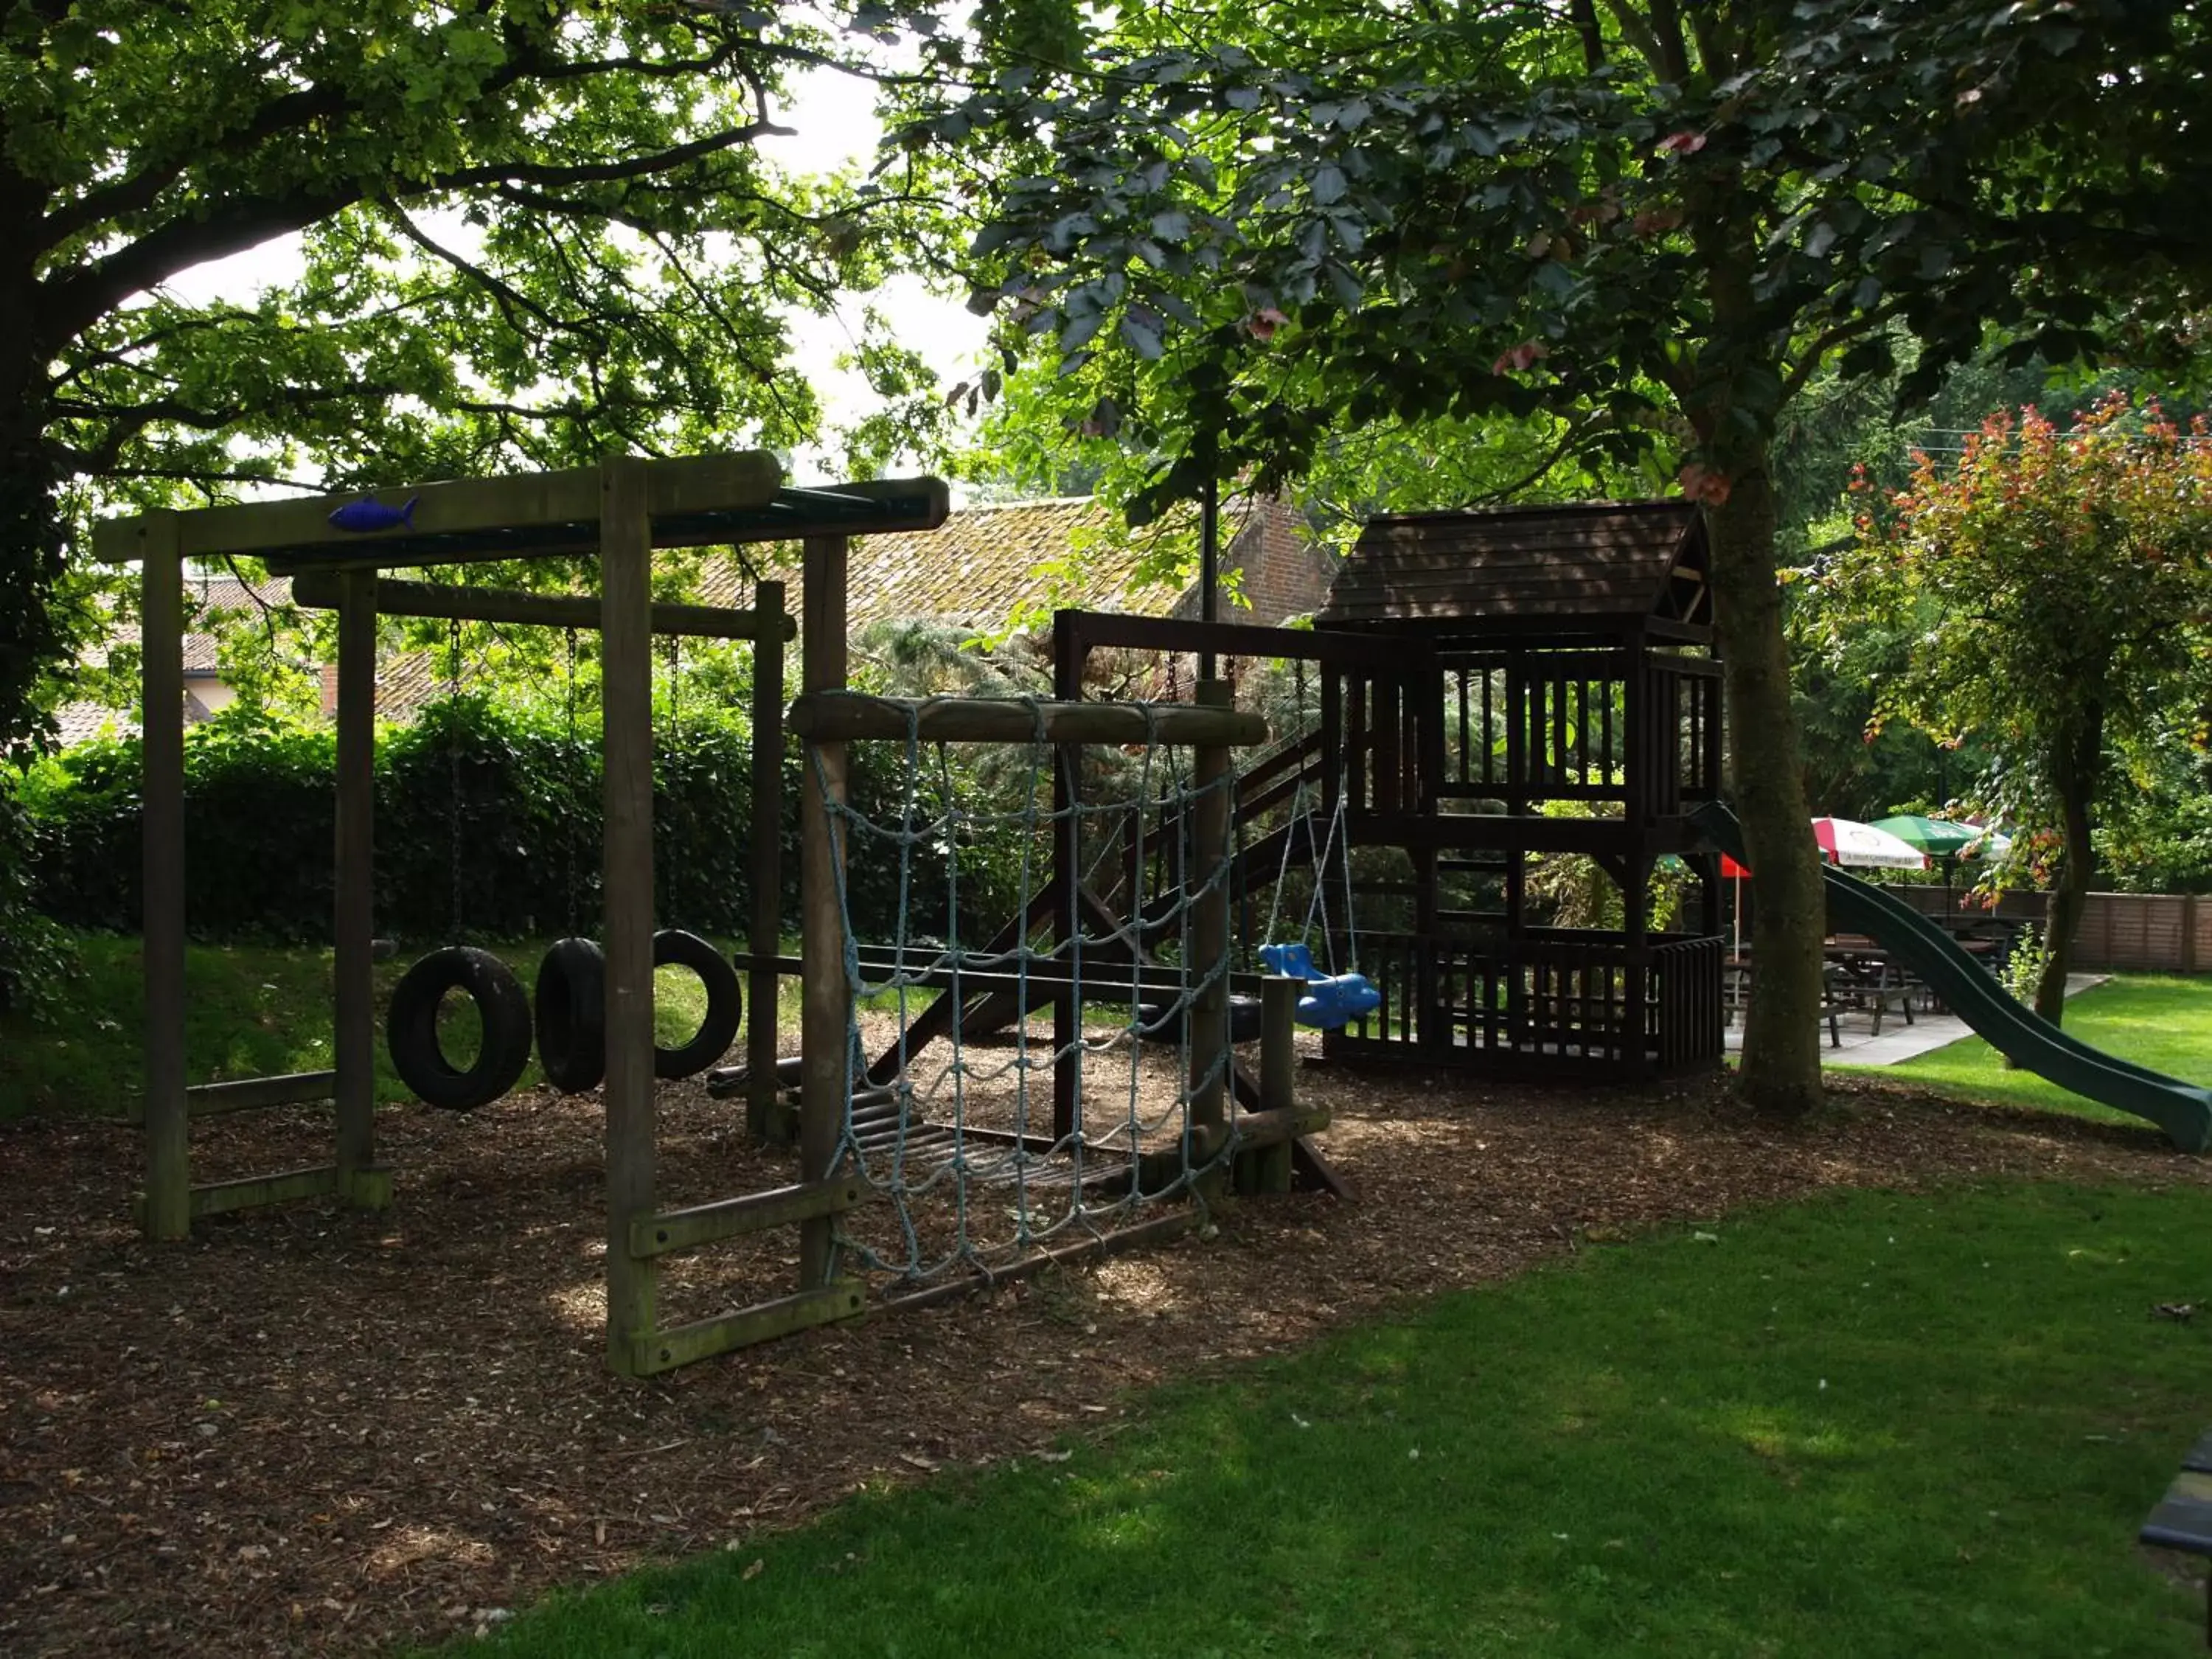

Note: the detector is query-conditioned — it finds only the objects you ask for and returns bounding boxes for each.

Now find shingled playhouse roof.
[1319,500,1710,632]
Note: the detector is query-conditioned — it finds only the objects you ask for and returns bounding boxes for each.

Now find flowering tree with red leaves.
[1829,394,2212,1021]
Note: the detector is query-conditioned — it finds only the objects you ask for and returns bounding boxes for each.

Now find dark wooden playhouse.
[1307,499,1728,1079]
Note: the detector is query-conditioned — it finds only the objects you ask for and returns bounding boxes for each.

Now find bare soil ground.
[2,1057,2205,1656]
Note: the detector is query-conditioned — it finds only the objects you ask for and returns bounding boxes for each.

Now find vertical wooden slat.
[799,535,850,1290]
[600,456,658,1375]
[1601,674,1615,788]
[1373,676,1399,815]
[1572,678,1587,787]
[1455,669,1471,785]
[1551,670,1567,792]
[139,515,189,1241]
[333,571,382,1207]
[746,580,787,1144]
[1481,662,1496,788]
[1505,655,1526,808]
[1345,670,1366,813]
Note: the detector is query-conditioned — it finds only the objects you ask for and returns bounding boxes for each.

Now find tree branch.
[41,183,364,349]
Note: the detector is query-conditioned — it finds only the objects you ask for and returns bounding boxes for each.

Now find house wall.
[1167,498,1340,627]
[1227,498,1340,624]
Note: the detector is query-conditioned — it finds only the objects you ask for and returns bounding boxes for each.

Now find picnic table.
[2141,1428,2212,1644]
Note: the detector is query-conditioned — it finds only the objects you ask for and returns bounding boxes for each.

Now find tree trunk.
[0,341,67,759]
[1705,459,1826,1116]
[2035,706,2104,1026]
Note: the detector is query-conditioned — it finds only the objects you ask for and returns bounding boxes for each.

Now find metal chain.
[663,635,680,927]
[447,616,464,940]
[564,626,580,937]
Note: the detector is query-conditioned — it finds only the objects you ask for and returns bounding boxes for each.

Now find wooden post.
[799,535,850,1291]
[1189,681,1231,1190]
[1051,607,1082,1142]
[1253,974,1301,1193]
[600,456,658,1375]
[747,580,787,1144]
[332,571,386,1208]
[139,514,189,1241]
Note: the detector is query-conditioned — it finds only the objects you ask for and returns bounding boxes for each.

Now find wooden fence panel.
[1870,885,2208,973]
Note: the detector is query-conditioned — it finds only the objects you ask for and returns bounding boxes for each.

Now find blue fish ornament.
[327,495,419,534]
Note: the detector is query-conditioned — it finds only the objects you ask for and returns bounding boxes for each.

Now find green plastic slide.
[1694,803,2211,1154]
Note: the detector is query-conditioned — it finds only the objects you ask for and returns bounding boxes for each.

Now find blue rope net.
[807,694,1242,1287]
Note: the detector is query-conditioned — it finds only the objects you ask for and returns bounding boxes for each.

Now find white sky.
[159,66,990,490]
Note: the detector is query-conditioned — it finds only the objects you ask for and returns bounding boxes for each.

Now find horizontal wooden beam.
[727,950,1267,998]
[170,1070,337,1118]
[290,573,796,641]
[877,1208,1197,1316]
[1194,1102,1332,1159]
[788,692,1269,748]
[630,1281,866,1374]
[134,1163,344,1223]
[1054,610,1419,670]
[629,1178,865,1259]
[1351,813,1708,856]
[93,451,783,564]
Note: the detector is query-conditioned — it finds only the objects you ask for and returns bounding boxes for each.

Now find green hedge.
[13,697,1034,946]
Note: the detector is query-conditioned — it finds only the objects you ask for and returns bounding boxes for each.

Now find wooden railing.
[1335,928,1725,1077]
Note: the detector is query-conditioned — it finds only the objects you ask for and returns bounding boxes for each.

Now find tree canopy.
[3,0,941,757]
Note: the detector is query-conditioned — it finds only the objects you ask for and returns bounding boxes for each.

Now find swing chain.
[563,625,580,936]
[447,616,464,939]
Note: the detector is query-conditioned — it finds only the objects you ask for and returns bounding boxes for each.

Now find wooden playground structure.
[1288,499,1726,1079]
[100,461,1724,1377]
[100,452,1321,1377]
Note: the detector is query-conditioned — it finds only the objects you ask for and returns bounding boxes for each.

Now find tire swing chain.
[563,625,580,939]
[386,614,533,1113]
[448,615,465,944]
[532,631,741,1096]
[647,635,743,1084]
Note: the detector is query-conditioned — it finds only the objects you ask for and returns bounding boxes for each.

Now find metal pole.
[1198,475,1220,681]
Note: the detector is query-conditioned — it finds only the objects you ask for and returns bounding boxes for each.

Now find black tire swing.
[647,637,741,1082]
[534,628,609,1094]
[386,619,534,1111]
[532,634,741,1093]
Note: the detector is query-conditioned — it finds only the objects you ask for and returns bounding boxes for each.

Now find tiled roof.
[52,700,139,748]
[695,498,1192,630]
[375,653,440,722]
[180,574,291,673]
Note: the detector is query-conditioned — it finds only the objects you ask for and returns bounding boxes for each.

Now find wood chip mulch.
[2,1064,2205,1656]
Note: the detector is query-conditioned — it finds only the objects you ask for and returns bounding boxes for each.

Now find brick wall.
[1168,497,1340,626]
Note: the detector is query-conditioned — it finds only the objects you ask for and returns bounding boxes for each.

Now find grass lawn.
[445,1181,2211,1658]
[1838,975,2212,1130]
[0,931,799,1119]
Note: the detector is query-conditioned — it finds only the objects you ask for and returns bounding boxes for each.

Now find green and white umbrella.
[1869,814,1981,855]
[1871,814,2010,911]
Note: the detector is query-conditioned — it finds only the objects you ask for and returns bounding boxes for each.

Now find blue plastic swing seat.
[1258,942,1381,1031]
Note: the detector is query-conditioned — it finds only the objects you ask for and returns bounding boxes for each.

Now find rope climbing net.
[812,695,1242,1287]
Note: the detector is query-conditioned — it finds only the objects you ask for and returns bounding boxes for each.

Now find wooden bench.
[2141,1429,2212,1644]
